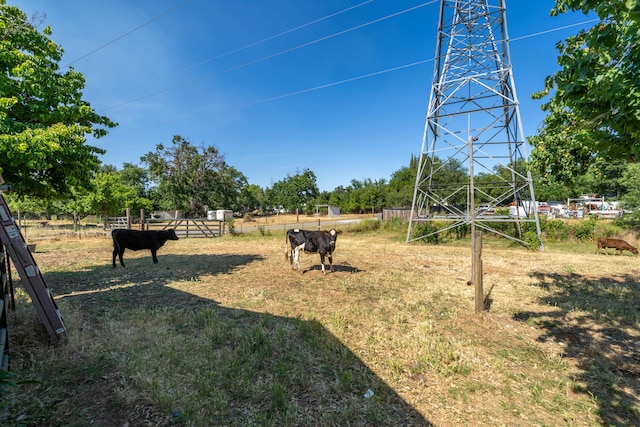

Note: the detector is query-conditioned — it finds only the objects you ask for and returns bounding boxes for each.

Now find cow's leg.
[319,253,326,274]
[294,244,305,272]
[328,253,333,272]
[112,246,118,268]
[151,249,159,263]
[118,248,126,267]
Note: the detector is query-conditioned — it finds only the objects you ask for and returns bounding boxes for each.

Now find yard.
[2,224,639,426]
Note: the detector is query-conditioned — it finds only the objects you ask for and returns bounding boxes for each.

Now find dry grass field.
[2,220,639,426]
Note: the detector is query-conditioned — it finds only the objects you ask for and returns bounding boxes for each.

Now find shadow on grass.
[514,270,640,426]
[304,262,362,274]
[9,253,431,426]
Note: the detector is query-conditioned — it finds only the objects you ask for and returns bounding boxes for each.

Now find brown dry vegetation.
[3,221,640,426]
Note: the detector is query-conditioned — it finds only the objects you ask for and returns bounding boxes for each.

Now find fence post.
[126,208,131,229]
[473,231,484,313]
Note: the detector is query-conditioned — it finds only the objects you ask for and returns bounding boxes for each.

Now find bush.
[349,218,380,233]
[572,217,598,242]
[381,217,406,232]
[524,230,542,250]
[411,223,439,244]
[544,219,571,242]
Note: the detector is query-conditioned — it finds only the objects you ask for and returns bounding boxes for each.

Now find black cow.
[285,228,340,274]
[112,228,179,268]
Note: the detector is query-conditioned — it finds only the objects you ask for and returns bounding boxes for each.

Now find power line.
[62,0,192,68]
[102,16,600,139]
[100,1,438,112]
[222,18,602,112]
[235,59,434,110]
[184,0,375,71]
[510,18,599,42]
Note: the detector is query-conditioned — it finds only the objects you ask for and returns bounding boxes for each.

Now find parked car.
[477,203,495,214]
[537,202,550,213]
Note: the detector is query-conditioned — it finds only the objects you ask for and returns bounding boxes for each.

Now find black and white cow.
[285,228,340,274]
[112,228,179,268]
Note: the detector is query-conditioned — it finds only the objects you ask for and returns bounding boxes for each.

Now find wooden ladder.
[0,193,65,344]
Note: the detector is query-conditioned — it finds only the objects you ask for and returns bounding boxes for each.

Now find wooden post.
[140,209,145,230]
[473,231,484,313]
[468,133,483,313]
[126,208,131,229]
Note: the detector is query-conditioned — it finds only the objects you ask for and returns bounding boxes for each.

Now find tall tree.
[268,169,319,214]
[529,1,640,181]
[141,135,246,217]
[620,162,640,210]
[118,163,150,200]
[0,1,116,196]
[387,155,418,208]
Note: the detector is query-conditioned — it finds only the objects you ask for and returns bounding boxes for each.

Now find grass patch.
[3,231,639,426]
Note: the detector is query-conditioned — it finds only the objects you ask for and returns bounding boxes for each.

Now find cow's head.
[167,229,179,240]
[632,246,639,255]
[327,229,340,249]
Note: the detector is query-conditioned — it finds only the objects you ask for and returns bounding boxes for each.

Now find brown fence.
[382,208,412,221]
[144,218,223,238]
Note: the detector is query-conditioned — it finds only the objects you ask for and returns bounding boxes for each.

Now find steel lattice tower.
[406,0,542,246]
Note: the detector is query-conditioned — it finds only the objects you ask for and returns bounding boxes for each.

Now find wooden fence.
[105,209,225,238]
[105,216,129,229]
[144,218,223,238]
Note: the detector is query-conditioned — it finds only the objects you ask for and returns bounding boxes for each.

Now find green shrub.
[381,217,406,232]
[544,219,571,242]
[572,217,598,242]
[257,225,271,236]
[524,230,542,250]
[349,218,380,233]
[411,223,439,244]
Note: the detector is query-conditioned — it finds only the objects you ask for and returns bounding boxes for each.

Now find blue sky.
[10,0,596,191]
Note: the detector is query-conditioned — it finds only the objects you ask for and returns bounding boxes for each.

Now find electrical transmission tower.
[406,0,542,247]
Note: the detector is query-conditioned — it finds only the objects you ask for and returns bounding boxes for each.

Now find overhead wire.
[106,15,600,138]
[61,0,192,69]
[184,0,375,71]
[510,18,599,41]
[76,0,601,137]
[172,16,601,117]
[99,1,439,112]
[214,18,602,114]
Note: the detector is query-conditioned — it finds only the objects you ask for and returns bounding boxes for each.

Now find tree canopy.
[266,169,319,214]
[141,135,248,217]
[529,0,640,182]
[0,1,116,197]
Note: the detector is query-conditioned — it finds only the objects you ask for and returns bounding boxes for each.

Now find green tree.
[268,169,318,214]
[620,162,640,209]
[118,163,150,200]
[387,155,418,208]
[344,178,387,213]
[0,1,116,197]
[238,184,264,214]
[529,1,640,181]
[80,171,137,217]
[141,135,246,217]
[3,192,51,218]
[328,185,349,211]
